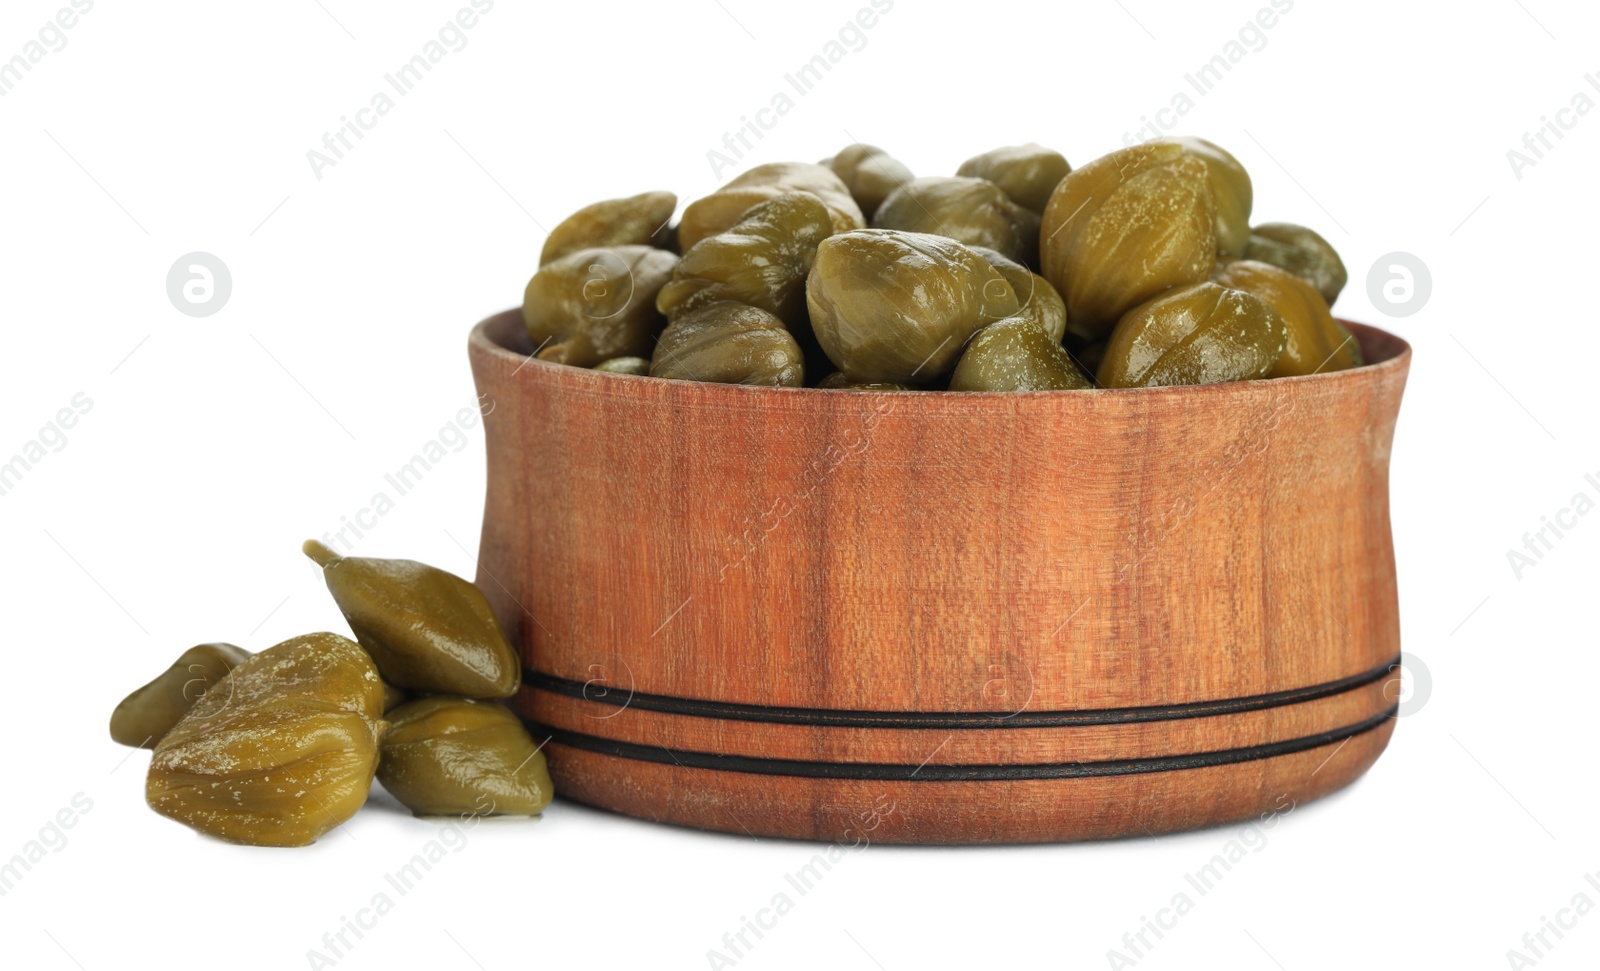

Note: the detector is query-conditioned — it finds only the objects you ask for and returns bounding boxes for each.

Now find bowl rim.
[470,306,1411,402]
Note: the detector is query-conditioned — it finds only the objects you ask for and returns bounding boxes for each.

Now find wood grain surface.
[469,308,1411,843]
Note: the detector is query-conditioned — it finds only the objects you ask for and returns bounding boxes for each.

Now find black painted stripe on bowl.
[522,705,1397,782]
[523,654,1400,730]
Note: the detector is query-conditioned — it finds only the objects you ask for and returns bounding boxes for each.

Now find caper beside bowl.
[111,543,552,847]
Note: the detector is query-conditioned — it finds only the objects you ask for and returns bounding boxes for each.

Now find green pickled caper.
[1243,222,1349,305]
[540,191,677,266]
[656,192,833,330]
[110,643,252,748]
[806,229,1019,383]
[956,143,1071,212]
[303,541,521,699]
[522,245,678,367]
[817,372,912,391]
[949,317,1091,392]
[679,162,864,251]
[969,246,1067,344]
[513,137,1360,395]
[1214,260,1362,376]
[1165,137,1252,257]
[872,176,1041,267]
[1097,281,1286,388]
[377,697,553,818]
[821,143,914,219]
[1040,142,1218,342]
[649,301,804,387]
[594,356,651,375]
[145,633,385,847]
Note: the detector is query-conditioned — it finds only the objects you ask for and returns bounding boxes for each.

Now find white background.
[1,1,1596,968]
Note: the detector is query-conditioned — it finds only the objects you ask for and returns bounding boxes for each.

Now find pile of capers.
[108,543,551,847]
[522,138,1358,391]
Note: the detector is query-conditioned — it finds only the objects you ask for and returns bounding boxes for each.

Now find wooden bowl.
[468,308,1411,843]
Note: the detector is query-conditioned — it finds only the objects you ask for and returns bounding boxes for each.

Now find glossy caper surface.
[679,162,864,251]
[304,541,520,699]
[969,246,1067,344]
[806,229,1018,383]
[1214,259,1361,376]
[111,643,252,748]
[1097,281,1285,388]
[956,143,1071,212]
[1165,137,1252,257]
[145,633,385,847]
[523,245,677,366]
[871,176,1041,267]
[594,356,651,375]
[949,317,1091,392]
[821,143,914,218]
[650,301,805,387]
[540,191,677,266]
[378,697,553,818]
[1040,142,1218,342]
[657,192,832,330]
[1244,222,1349,305]
[817,372,913,391]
